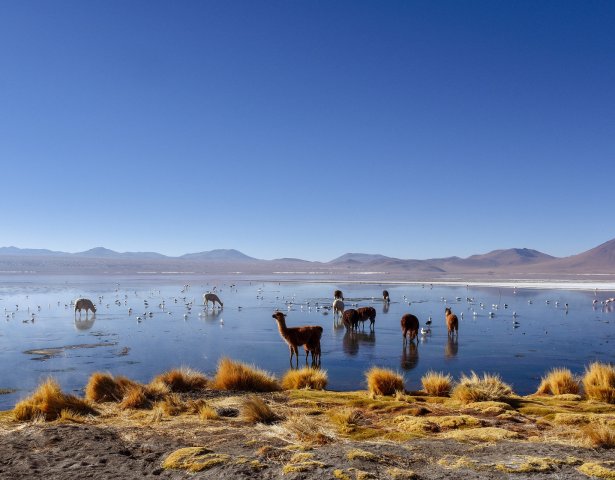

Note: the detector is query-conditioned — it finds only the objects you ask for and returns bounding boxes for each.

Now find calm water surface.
[1,275,614,409]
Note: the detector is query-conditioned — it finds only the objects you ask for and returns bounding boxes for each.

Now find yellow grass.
[439,426,521,442]
[162,447,230,472]
[212,358,280,392]
[85,372,140,402]
[199,405,220,420]
[241,396,278,424]
[583,362,615,404]
[451,372,513,404]
[13,378,96,421]
[386,467,418,479]
[346,448,378,461]
[577,462,615,479]
[119,385,151,410]
[421,371,452,397]
[536,368,579,395]
[365,367,404,396]
[281,368,328,390]
[580,423,615,448]
[150,367,208,393]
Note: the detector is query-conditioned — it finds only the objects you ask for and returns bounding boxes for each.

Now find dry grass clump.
[14,378,96,421]
[212,358,280,392]
[440,426,520,442]
[199,405,220,420]
[583,362,615,404]
[451,372,513,404]
[365,367,404,396]
[580,423,615,448]
[162,447,230,472]
[536,368,579,395]
[242,396,279,424]
[577,462,615,479]
[150,367,208,393]
[119,385,152,410]
[283,414,333,445]
[85,372,140,402]
[281,368,328,390]
[421,371,452,397]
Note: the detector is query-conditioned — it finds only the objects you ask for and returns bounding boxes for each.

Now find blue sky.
[1,1,614,261]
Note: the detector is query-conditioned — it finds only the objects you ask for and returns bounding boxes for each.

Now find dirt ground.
[1,389,614,479]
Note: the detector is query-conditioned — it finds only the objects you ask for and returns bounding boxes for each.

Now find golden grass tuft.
[580,423,615,448]
[281,368,328,390]
[119,385,151,410]
[439,426,520,442]
[577,462,615,479]
[212,358,280,392]
[150,367,208,393]
[583,362,615,404]
[283,414,334,445]
[346,448,378,461]
[85,372,140,402]
[162,447,230,472]
[13,378,96,421]
[451,372,513,404]
[421,371,453,397]
[536,368,579,395]
[199,405,220,421]
[386,467,418,479]
[242,396,278,424]
[365,367,404,396]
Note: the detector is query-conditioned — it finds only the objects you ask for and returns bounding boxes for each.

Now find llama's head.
[272,312,287,321]
[91,303,97,313]
[444,307,451,315]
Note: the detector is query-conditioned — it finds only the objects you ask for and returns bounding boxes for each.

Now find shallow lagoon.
[1,275,614,409]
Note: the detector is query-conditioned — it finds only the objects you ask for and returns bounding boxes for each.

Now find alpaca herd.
[275,288,459,368]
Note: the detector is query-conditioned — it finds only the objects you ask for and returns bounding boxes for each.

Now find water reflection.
[74,314,96,331]
[382,302,390,314]
[342,330,376,356]
[445,336,458,358]
[401,342,419,370]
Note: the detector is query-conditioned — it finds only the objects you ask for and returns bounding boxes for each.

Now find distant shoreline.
[1,271,614,291]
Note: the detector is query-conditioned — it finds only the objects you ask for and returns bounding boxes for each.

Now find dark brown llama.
[356,306,377,331]
[334,289,344,300]
[342,308,360,330]
[203,293,223,308]
[401,313,419,345]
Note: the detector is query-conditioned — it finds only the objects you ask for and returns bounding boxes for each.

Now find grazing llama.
[444,307,458,336]
[401,313,419,345]
[203,293,223,308]
[272,312,323,368]
[74,298,96,316]
[356,306,377,331]
[333,299,345,317]
[383,290,390,302]
[342,308,360,331]
[334,289,344,300]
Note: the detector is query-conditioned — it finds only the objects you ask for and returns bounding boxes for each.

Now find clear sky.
[1,1,614,261]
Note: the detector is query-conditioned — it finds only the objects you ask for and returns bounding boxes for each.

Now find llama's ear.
[282,313,287,317]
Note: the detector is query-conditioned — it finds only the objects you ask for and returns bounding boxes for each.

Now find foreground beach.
[1,361,614,480]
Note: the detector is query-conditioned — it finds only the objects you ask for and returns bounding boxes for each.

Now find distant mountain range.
[1,238,614,277]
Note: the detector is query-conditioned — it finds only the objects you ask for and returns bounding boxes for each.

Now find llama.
[383,290,390,303]
[342,308,360,330]
[334,289,344,300]
[203,293,223,309]
[445,307,458,336]
[272,312,323,368]
[401,313,419,345]
[333,299,345,317]
[356,306,376,331]
[74,298,96,316]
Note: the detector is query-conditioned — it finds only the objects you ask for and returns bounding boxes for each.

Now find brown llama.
[401,313,419,345]
[334,289,344,300]
[272,312,323,368]
[356,306,376,331]
[74,298,96,316]
[342,308,360,330]
[444,307,458,336]
[383,290,390,302]
[203,293,223,308]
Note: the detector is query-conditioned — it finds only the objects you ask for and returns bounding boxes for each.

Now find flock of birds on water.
[1,282,614,332]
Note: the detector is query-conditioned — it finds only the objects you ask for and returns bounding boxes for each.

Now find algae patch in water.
[24,342,118,361]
